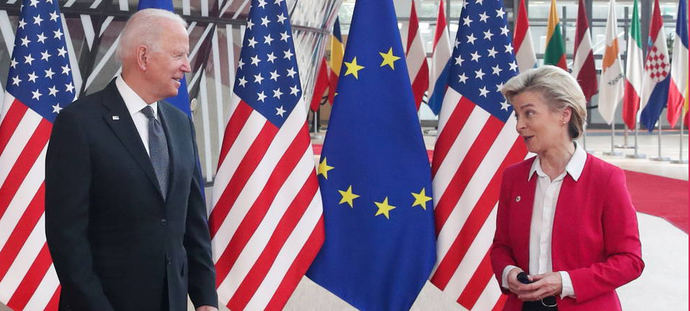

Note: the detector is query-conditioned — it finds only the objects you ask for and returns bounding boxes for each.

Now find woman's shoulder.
[583,153,624,175]
[503,156,536,177]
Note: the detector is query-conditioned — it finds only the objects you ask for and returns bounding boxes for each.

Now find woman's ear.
[562,106,573,125]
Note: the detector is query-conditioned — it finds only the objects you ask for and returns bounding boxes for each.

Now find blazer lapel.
[101,81,163,196]
[512,160,538,268]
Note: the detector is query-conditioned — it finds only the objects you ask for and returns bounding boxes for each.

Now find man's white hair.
[117,8,187,62]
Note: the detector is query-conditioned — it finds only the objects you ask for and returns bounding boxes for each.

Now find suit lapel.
[101,81,164,197]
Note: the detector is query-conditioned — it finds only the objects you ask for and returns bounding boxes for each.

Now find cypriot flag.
[597,0,624,125]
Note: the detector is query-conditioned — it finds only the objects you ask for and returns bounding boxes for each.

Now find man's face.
[145,21,190,102]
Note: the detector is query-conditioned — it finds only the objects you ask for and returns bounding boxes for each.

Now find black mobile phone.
[517,272,532,284]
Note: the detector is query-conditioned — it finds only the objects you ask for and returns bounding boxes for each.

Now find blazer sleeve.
[567,167,644,303]
[45,109,115,311]
[183,116,218,308]
[490,168,517,294]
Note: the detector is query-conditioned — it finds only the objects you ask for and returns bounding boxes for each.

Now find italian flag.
[544,0,567,70]
[622,0,643,130]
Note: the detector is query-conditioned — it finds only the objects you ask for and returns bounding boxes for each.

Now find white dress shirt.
[502,141,587,299]
[115,76,159,156]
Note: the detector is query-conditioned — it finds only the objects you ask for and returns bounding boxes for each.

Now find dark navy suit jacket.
[45,81,217,311]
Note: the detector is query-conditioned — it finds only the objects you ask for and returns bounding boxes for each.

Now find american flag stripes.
[405,0,429,110]
[0,0,75,309]
[430,0,527,309]
[209,0,324,310]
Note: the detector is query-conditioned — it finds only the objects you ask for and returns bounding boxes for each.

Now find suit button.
[166,256,172,265]
[161,218,167,226]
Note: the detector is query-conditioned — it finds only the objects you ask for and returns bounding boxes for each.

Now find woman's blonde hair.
[500,65,587,139]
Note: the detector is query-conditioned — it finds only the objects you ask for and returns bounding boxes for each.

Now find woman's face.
[511,90,570,155]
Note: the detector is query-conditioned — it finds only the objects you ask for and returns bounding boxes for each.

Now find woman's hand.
[517,272,563,301]
[506,268,533,297]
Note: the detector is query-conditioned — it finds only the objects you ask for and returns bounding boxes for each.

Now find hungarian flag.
[328,18,344,105]
[404,0,429,110]
[572,0,597,102]
[623,0,644,130]
[640,0,671,131]
[513,0,536,72]
[310,57,329,112]
[667,0,688,128]
[544,0,567,70]
[597,0,624,125]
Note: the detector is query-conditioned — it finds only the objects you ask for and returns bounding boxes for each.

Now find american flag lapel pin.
[112,115,120,120]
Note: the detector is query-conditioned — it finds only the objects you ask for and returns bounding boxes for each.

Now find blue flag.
[137,0,192,116]
[306,1,436,310]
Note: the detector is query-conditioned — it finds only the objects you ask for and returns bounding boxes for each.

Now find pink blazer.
[490,154,644,311]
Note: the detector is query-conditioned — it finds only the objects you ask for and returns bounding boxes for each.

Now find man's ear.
[136,45,148,71]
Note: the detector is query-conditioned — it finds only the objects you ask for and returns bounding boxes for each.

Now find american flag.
[209,0,324,310]
[430,0,527,309]
[0,0,75,310]
[404,0,429,110]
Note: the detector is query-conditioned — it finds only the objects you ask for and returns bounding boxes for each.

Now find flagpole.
[603,120,621,156]
[627,118,646,158]
[650,115,670,161]
[671,110,687,163]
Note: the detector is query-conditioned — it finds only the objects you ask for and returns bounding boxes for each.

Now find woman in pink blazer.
[490,66,644,311]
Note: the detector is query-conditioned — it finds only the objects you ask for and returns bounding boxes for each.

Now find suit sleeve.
[490,168,517,294]
[45,109,115,311]
[183,116,218,308]
[567,168,644,303]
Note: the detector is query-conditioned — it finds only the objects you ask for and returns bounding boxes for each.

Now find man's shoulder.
[61,84,116,116]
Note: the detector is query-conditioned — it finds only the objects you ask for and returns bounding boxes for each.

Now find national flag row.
[0,0,686,310]
[308,0,688,131]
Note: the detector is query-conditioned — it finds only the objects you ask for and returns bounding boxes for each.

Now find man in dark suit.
[45,9,217,311]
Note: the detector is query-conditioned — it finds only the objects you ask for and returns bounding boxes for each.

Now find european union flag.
[306,1,436,310]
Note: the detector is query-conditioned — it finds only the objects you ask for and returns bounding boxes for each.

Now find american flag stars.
[6,0,75,122]
[448,0,518,122]
[233,0,301,127]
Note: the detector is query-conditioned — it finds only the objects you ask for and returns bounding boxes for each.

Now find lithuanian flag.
[544,0,567,70]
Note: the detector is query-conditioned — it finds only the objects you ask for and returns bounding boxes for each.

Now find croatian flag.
[639,0,671,131]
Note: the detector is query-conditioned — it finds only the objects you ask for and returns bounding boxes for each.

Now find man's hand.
[196,306,218,311]
[516,272,562,301]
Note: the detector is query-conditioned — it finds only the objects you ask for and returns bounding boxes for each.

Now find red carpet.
[311,144,688,232]
[624,171,688,233]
